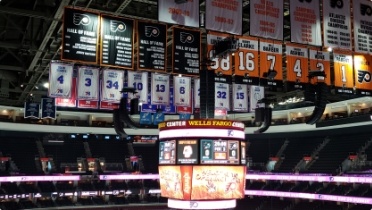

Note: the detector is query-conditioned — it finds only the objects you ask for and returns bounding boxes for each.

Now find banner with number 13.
[151,73,170,105]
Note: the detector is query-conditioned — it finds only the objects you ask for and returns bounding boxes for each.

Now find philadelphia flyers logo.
[180,32,194,43]
[357,70,371,83]
[330,0,344,9]
[361,3,372,16]
[145,26,160,37]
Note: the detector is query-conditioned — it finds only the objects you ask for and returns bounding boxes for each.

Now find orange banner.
[333,52,354,89]
[309,49,331,85]
[191,166,246,200]
[234,36,259,77]
[207,31,233,76]
[259,40,283,81]
[158,166,184,199]
[180,165,193,200]
[354,54,372,91]
[286,43,308,83]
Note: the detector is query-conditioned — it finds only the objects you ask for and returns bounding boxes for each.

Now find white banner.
[353,0,372,54]
[249,85,265,112]
[151,73,170,105]
[194,78,200,108]
[127,71,148,104]
[158,0,199,28]
[232,83,248,112]
[48,62,74,98]
[215,82,230,110]
[173,76,191,106]
[77,67,99,100]
[290,0,321,46]
[101,69,124,102]
[249,0,283,40]
[205,0,242,35]
[323,0,352,50]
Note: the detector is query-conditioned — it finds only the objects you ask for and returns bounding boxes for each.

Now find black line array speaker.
[304,83,316,103]
[254,107,265,123]
[130,98,139,115]
[200,69,215,119]
[254,107,273,134]
[119,98,140,129]
[305,82,328,125]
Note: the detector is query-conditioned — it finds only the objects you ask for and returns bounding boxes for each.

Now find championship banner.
[207,31,233,76]
[232,83,248,112]
[172,27,201,76]
[100,14,134,69]
[137,21,167,71]
[62,7,99,63]
[101,69,124,102]
[77,67,99,100]
[323,0,352,50]
[289,0,321,46]
[309,49,331,85]
[353,0,372,54]
[158,0,199,28]
[151,73,170,105]
[41,98,56,119]
[333,51,354,94]
[205,0,242,35]
[234,36,259,85]
[24,102,40,119]
[173,76,191,107]
[249,85,264,112]
[194,78,200,108]
[48,62,74,98]
[215,82,230,111]
[354,54,372,95]
[285,44,309,89]
[127,71,148,104]
[259,40,283,86]
[249,0,283,40]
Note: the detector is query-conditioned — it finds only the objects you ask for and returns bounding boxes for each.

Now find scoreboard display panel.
[159,140,176,164]
[200,139,239,164]
[176,139,198,164]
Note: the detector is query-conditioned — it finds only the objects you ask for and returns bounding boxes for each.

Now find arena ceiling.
[0,0,358,109]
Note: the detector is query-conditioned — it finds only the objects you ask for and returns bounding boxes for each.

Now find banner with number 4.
[151,73,170,105]
[48,62,74,98]
[101,69,124,102]
[215,82,230,110]
[232,83,248,112]
[173,76,191,107]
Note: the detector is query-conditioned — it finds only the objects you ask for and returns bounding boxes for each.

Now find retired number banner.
[77,67,99,100]
[207,31,233,76]
[309,50,331,85]
[205,0,242,35]
[194,78,200,108]
[215,82,230,110]
[353,0,372,54]
[127,71,149,104]
[234,36,259,84]
[286,44,309,88]
[232,83,248,112]
[290,0,321,46]
[173,76,191,107]
[158,0,199,28]
[259,40,283,86]
[101,69,124,102]
[249,85,265,112]
[354,54,372,95]
[333,51,353,94]
[48,62,74,98]
[249,0,283,40]
[151,73,170,105]
[323,0,352,50]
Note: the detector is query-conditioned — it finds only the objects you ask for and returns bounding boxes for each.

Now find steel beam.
[0,6,60,21]
[0,65,25,72]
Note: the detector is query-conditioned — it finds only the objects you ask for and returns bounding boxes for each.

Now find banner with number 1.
[127,71,148,104]
[48,62,74,98]
[101,69,124,102]
[151,73,170,105]
[173,76,191,107]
